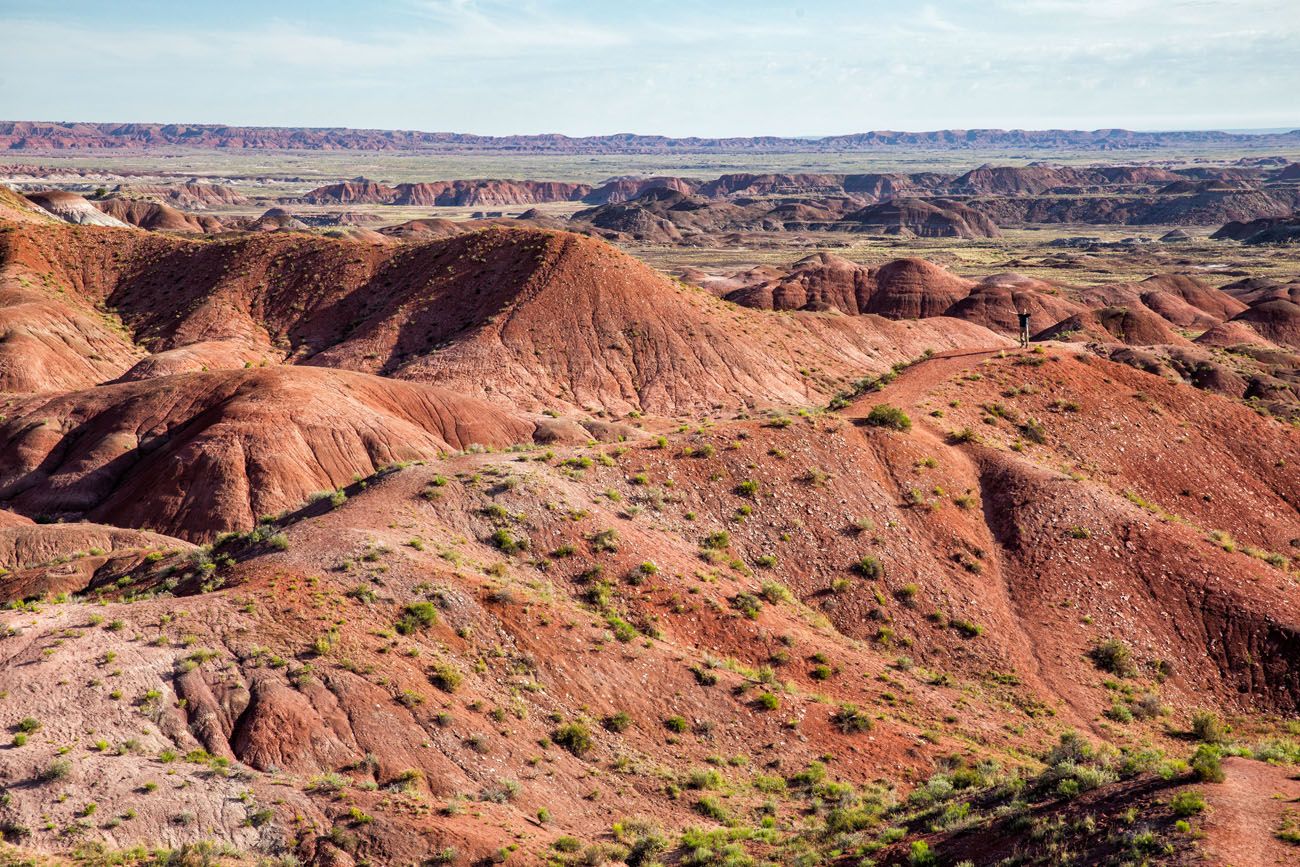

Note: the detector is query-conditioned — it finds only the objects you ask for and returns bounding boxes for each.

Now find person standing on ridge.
[1017,308,1031,348]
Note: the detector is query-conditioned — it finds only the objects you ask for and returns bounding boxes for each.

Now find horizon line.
[5,120,1300,140]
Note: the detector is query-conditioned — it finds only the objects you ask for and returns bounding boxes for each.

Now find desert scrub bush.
[802,467,832,486]
[947,426,980,444]
[664,716,689,733]
[759,580,792,604]
[16,718,41,734]
[603,711,633,732]
[395,602,438,635]
[397,690,424,708]
[755,692,780,711]
[1130,693,1165,720]
[1169,790,1206,816]
[1105,701,1134,723]
[347,585,377,603]
[429,662,463,692]
[552,722,594,757]
[589,528,620,553]
[701,530,730,550]
[479,779,520,803]
[1019,417,1047,444]
[38,759,71,783]
[687,768,725,790]
[489,527,527,554]
[1190,744,1225,782]
[606,614,638,642]
[895,583,920,605]
[865,404,911,432]
[854,555,884,579]
[731,592,763,619]
[1089,638,1136,677]
[1190,710,1228,744]
[831,703,873,733]
[694,795,730,823]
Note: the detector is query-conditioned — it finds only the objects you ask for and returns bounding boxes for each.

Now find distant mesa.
[1211,214,1300,245]
[838,198,1000,238]
[297,177,591,206]
[111,181,249,208]
[5,121,1300,153]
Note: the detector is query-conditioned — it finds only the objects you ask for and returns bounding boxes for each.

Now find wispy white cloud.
[0,0,1296,135]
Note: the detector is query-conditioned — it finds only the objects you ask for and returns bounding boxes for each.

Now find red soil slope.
[0,367,538,540]
[0,222,1003,413]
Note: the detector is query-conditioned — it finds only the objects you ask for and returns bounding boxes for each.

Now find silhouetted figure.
[1017,309,1031,348]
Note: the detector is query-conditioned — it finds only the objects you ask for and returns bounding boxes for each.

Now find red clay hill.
[0,207,1297,866]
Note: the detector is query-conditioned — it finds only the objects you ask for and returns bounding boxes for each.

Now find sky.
[1,0,1297,137]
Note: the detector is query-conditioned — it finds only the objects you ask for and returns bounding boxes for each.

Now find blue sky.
[1,0,1297,136]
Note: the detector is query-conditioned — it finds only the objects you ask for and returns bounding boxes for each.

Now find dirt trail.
[1198,757,1300,867]
[840,347,1009,419]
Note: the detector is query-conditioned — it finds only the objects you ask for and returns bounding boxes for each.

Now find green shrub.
[731,592,763,619]
[1019,418,1047,444]
[702,530,730,550]
[1190,745,1225,783]
[489,528,526,553]
[831,704,873,733]
[664,716,689,733]
[854,555,884,579]
[909,840,937,866]
[39,759,71,783]
[429,662,462,692]
[1089,638,1136,676]
[1191,710,1228,744]
[590,529,620,553]
[694,795,729,823]
[687,768,724,790]
[603,711,633,733]
[1170,790,1206,816]
[552,837,582,853]
[865,404,911,431]
[395,602,438,635]
[552,722,593,757]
